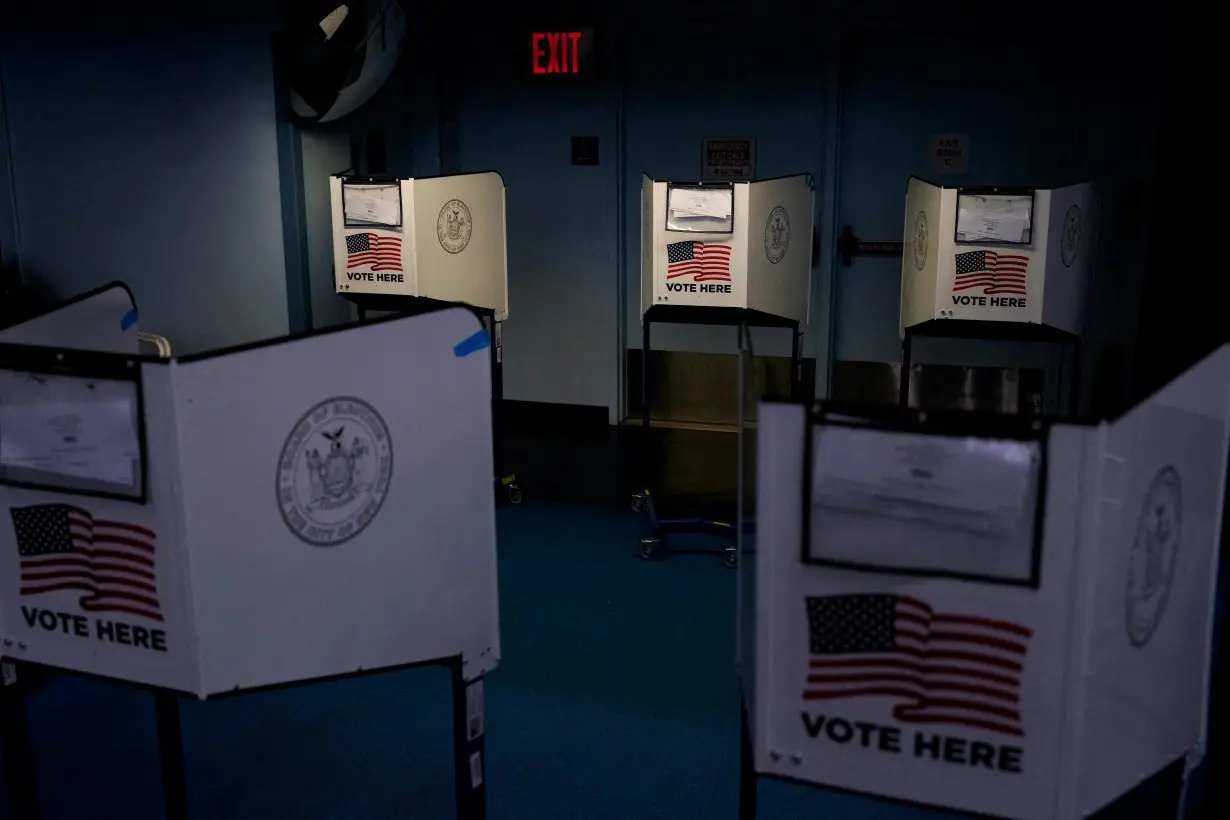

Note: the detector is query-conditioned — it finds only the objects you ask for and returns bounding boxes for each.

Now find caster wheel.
[631,493,647,513]
[723,548,738,569]
[507,484,523,504]
[639,537,661,560]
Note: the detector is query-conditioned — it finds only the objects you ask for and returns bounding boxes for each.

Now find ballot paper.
[343,184,401,226]
[810,425,1038,538]
[0,398,139,485]
[956,193,1033,244]
[669,187,733,219]
[666,187,735,233]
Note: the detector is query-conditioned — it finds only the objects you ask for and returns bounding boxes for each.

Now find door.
[830,20,1073,410]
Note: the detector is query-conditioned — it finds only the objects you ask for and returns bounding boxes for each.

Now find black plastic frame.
[953,186,1037,247]
[0,342,155,504]
[798,400,1048,588]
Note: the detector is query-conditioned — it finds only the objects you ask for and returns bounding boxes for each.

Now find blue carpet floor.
[0,502,1189,818]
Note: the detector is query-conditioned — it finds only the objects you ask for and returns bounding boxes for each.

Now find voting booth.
[633,174,814,565]
[640,173,812,319]
[0,284,499,819]
[738,346,1230,819]
[333,171,508,319]
[898,178,1095,415]
[333,170,520,505]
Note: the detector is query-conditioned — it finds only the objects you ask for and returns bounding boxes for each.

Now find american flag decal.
[667,241,732,282]
[953,250,1029,296]
[11,504,162,622]
[804,595,1031,737]
[346,232,403,272]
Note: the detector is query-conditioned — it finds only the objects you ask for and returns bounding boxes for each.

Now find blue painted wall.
[0,31,289,355]
[0,2,1170,420]
[458,62,621,416]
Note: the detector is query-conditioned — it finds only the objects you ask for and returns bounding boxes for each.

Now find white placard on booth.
[0,306,501,697]
[745,345,1230,819]
[332,172,509,321]
[641,173,814,324]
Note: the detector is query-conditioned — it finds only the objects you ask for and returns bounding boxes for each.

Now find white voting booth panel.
[901,178,1093,333]
[0,306,500,698]
[640,173,814,323]
[0,282,140,354]
[746,346,1230,819]
[332,172,509,320]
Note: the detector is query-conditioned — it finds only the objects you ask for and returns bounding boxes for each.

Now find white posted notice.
[956,194,1033,244]
[343,184,401,226]
[811,426,1038,537]
[0,398,139,484]
[668,187,733,219]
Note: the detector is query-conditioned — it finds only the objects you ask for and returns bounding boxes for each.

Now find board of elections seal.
[277,396,393,547]
[437,199,473,254]
[764,206,790,264]
[1060,204,1081,267]
[912,210,929,271]
[1124,466,1181,648]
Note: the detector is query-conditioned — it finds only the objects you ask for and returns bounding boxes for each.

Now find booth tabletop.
[644,305,799,330]
[904,318,1079,344]
[341,292,493,318]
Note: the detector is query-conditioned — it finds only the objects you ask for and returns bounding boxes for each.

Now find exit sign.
[530,28,595,78]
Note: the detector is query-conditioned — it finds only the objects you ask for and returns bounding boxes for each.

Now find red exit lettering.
[532,31,583,74]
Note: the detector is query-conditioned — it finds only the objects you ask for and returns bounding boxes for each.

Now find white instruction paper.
[669,187,732,219]
[811,426,1038,536]
[956,194,1032,243]
[343,184,401,226]
[0,398,139,484]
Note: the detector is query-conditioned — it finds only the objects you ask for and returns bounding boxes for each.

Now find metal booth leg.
[641,318,652,433]
[632,318,653,513]
[791,325,803,401]
[739,696,757,820]
[451,661,488,820]
[487,314,520,504]
[1,660,41,820]
[898,332,914,408]
[155,690,190,820]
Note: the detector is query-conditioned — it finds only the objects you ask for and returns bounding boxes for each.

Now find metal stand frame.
[898,320,1082,418]
[632,305,802,567]
[1,656,488,820]
[353,298,521,505]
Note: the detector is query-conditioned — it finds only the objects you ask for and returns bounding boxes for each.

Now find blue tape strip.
[120,308,139,332]
[454,328,491,358]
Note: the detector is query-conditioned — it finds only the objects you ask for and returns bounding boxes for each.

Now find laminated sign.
[703,138,756,181]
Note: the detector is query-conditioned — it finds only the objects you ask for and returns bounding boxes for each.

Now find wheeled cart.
[633,308,800,568]
[0,285,500,819]
[332,171,520,504]
[633,172,815,567]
